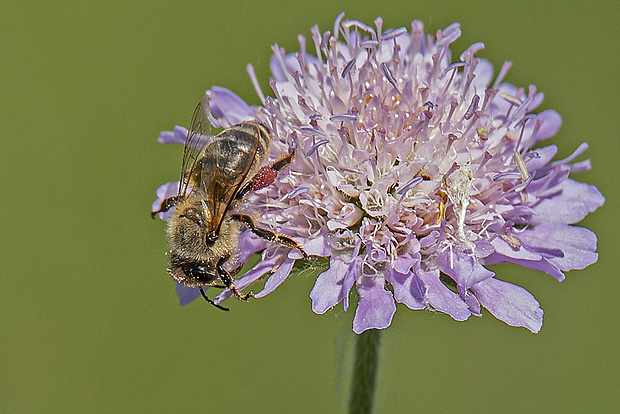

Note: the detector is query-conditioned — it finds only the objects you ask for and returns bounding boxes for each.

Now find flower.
[154,14,603,334]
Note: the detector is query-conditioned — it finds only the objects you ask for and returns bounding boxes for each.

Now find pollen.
[250,166,277,191]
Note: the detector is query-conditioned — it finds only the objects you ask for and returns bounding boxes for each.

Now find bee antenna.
[199,287,229,311]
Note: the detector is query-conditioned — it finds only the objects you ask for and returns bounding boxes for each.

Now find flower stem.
[348,329,381,414]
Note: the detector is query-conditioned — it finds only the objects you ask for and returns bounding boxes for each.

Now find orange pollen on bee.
[251,166,277,191]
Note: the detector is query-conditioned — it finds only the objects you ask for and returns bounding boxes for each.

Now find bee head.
[168,254,218,286]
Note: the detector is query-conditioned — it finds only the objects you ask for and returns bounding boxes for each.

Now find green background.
[1,0,618,412]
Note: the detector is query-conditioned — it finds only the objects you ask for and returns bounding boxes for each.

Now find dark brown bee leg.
[231,214,310,260]
[151,195,184,218]
[216,256,254,301]
[198,287,229,311]
[235,150,296,200]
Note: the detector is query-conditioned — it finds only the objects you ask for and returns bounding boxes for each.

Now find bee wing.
[179,96,213,196]
[206,127,260,235]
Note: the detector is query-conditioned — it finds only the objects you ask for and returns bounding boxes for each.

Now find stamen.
[333,12,345,41]
[441,62,468,77]
[464,94,480,120]
[360,40,379,49]
[550,142,589,166]
[500,92,522,106]
[493,172,522,181]
[493,61,512,88]
[246,63,265,104]
[304,139,329,157]
[381,27,407,41]
[284,186,310,199]
[380,62,400,91]
[513,174,533,193]
[341,58,356,78]
[396,176,424,195]
[300,127,327,137]
[342,20,376,38]
[330,114,358,122]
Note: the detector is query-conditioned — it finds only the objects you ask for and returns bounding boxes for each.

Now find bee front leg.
[234,150,296,200]
[216,256,253,301]
[151,195,184,218]
[231,214,309,260]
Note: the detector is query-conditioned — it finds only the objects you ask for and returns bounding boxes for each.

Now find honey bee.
[152,97,308,310]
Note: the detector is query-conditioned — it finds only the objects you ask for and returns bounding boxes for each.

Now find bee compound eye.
[206,231,218,243]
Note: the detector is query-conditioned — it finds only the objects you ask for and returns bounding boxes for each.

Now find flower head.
[154,14,603,333]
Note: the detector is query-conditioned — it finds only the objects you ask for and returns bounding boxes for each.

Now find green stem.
[348,329,381,414]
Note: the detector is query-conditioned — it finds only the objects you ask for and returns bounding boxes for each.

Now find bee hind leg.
[216,256,254,301]
[231,214,309,260]
[234,150,296,200]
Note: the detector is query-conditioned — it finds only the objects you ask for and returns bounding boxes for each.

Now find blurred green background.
[1,0,617,412]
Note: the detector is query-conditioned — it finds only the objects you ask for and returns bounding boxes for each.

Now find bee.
[152,97,308,311]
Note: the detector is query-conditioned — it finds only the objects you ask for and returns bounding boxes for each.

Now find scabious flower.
[154,14,603,333]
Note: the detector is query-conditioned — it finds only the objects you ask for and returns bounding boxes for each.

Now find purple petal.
[353,277,396,334]
[255,258,296,298]
[385,268,425,310]
[526,145,557,170]
[207,86,255,125]
[471,58,494,90]
[530,110,562,144]
[310,256,357,314]
[301,234,328,257]
[438,246,495,295]
[176,283,201,305]
[531,179,605,225]
[471,278,543,333]
[214,255,280,304]
[417,269,471,321]
[269,51,302,82]
[517,224,599,271]
[483,253,565,281]
[158,125,189,144]
[237,233,268,264]
[392,253,419,274]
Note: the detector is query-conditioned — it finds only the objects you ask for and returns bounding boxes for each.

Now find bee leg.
[151,195,183,218]
[198,287,229,312]
[235,150,296,200]
[216,256,254,301]
[231,214,310,260]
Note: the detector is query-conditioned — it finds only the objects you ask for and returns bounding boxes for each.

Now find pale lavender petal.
[517,224,599,271]
[526,145,557,170]
[213,255,280,304]
[483,253,565,281]
[471,58,494,90]
[176,283,202,305]
[438,247,495,294]
[158,126,189,144]
[385,268,425,310]
[471,278,543,333]
[207,86,255,125]
[531,179,605,225]
[237,233,268,264]
[301,234,329,257]
[310,256,350,314]
[417,269,471,321]
[255,258,296,298]
[353,278,396,334]
[269,51,302,81]
[530,110,562,144]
